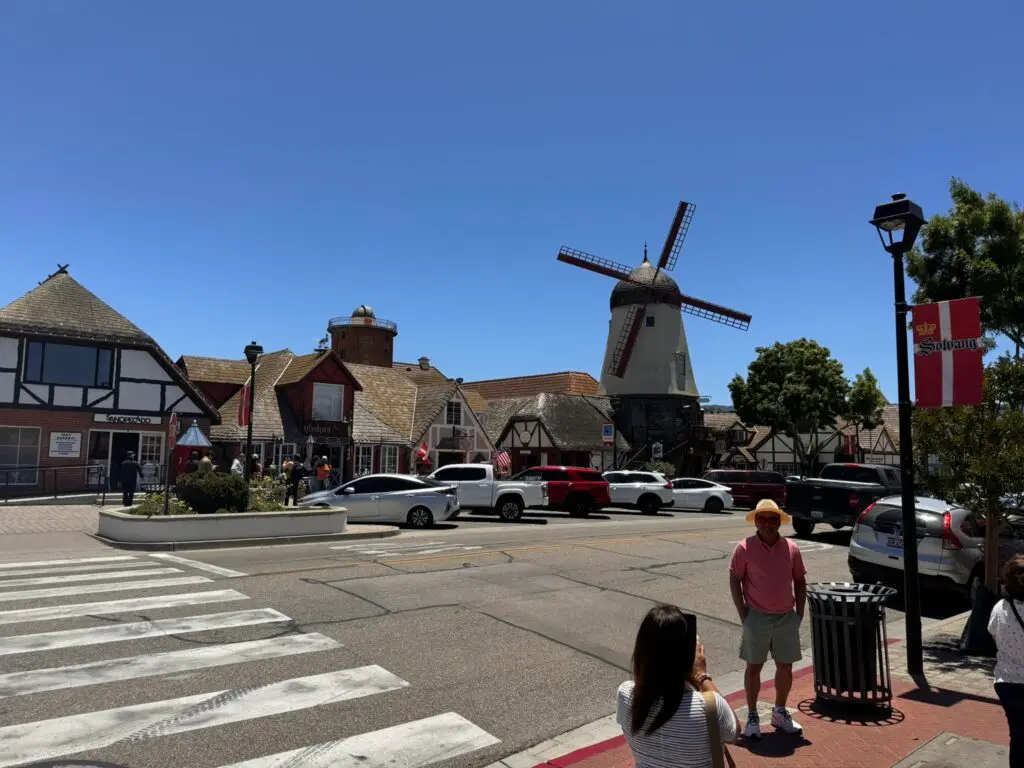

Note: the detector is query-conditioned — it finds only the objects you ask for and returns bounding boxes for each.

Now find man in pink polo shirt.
[729,498,807,740]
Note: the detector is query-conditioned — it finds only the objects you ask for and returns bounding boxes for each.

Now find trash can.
[806,582,897,706]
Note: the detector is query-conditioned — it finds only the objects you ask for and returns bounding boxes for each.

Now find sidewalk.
[499,611,1007,768]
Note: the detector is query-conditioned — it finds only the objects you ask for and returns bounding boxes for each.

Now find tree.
[905,178,1024,356]
[729,339,849,474]
[843,368,887,457]
[914,354,1024,593]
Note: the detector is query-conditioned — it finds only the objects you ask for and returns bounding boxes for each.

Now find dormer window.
[24,341,113,388]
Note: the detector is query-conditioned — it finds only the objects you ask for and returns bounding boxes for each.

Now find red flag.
[237,384,251,426]
[912,297,984,408]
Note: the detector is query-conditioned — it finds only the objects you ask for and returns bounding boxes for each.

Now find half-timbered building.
[0,268,219,497]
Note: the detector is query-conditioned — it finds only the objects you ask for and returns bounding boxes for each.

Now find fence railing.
[0,463,167,504]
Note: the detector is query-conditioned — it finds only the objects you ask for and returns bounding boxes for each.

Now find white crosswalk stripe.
[0,554,501,767]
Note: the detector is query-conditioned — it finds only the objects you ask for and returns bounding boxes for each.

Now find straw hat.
[745,498,793,524]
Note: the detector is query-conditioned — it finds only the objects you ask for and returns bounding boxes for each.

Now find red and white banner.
[911,297,984,408]
[237,384,251,426]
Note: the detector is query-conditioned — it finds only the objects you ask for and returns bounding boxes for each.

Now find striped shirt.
[616,681,737,768]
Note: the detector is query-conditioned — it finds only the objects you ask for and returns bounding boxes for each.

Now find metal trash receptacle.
[807,582,897,706]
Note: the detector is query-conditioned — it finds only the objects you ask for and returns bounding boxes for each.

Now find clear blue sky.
[2,1,1020,405]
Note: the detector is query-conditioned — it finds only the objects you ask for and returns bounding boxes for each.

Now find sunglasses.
[755,515,781,525]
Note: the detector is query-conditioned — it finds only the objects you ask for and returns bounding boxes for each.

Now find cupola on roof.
[352,305,375,318]
[610,259,682,310]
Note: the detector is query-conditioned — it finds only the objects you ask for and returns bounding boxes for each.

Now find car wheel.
[639,495,661,515]
[703,496,724,514]
[497,496,524,522]
[568,495,593,518]
[407,506,434,529]
[792,518,815,537]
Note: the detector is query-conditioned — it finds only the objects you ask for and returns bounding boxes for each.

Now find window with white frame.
[355,445,374,476]
[139,434,163,482]
[272,443,297,468]
[312,383,345,422]
[446,401,462,425]
[381,445,398,474]
[241,442,264,466]
[0,427,41,485]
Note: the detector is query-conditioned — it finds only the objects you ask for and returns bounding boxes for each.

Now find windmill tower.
[557,201,752,470]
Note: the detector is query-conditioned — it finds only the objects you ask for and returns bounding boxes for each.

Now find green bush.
[248,475,287,512]
[128,492,194,516]
[175,472,249,514]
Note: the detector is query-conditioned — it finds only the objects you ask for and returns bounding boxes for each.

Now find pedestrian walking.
[118,451,143,507]
[230,453,245,476]
[728,498,806,739]
[989,554,1024,767]
[185,451,201,474]
[286,454,306,506]
[617,604,738,767]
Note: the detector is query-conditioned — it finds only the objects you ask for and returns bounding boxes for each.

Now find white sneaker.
[742,711,761,740]
[771,706,803,734]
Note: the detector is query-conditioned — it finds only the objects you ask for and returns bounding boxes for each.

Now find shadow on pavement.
[456,516,548,526]
[797,697,906,727]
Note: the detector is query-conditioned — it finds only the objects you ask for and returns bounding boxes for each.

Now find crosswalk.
[330,540,484,558]
[0,552,500,767]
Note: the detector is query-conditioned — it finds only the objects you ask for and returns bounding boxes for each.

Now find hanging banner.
[911,297,984,408]
[237,384,251,426]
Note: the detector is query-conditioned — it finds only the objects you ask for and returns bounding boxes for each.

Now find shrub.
[175,472,249,514]
[129,492,193,516]
[248,474,287,512]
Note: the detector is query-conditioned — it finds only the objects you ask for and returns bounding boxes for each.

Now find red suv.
[511,466,610,517]
[701,469,787,510]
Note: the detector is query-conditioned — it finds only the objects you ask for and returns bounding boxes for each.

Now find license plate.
[887,535,904,548]
[811,510,824,520]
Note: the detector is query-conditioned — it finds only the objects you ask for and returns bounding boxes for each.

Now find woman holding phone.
[617,604,739,768]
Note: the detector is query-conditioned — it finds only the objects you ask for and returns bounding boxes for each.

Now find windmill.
[557,201,752,399]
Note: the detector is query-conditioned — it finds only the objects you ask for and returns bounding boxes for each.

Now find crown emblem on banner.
[916,321,937,336]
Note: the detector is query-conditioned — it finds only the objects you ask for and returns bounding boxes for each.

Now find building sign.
[601,423,615,444]
[48,431,82,458]
[302,421,349,438]
[93,414,162,425]
[912,297,984,408]
[652,442,663,459]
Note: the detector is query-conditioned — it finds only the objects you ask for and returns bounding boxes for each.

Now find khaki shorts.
[739,608,802,665]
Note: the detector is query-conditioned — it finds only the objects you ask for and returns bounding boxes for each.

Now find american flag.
[493,450,511,470]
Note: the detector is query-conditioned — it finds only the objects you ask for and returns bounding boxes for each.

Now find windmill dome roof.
[610,260,681,310]
[352,305,375,318]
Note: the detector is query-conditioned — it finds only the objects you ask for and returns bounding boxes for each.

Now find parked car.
[786,463,902,537]
[297,473,459,528]
[510,466,610,517]
[426,463,547,522]
[701,469,786,510]
[601,470,675,514]
[848,495,1024,604]
[670,477,734,513]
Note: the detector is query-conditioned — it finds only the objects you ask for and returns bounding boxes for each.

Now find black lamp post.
[869,193,926,676]
[243,341,263,483]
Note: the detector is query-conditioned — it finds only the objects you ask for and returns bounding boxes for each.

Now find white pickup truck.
[427,463,546,522]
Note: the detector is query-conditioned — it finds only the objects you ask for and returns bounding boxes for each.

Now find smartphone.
[681,612,698,658]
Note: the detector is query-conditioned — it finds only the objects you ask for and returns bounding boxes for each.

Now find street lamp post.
[870,193,926,676]
[243,341,263,483]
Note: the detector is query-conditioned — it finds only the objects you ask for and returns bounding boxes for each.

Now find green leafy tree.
[914,354,1024,592]
[729,339,849,474]
[842,368,887,458]
[905,178,1024,356]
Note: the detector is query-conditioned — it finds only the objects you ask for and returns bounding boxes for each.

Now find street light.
[870,193,926,676]
[243,341,263,483]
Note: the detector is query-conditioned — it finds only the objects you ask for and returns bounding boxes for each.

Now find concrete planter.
[97,507,348,546]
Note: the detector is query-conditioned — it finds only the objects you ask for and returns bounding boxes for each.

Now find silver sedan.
[297,473,460,528]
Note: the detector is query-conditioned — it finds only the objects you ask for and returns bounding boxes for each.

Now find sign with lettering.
[48,431,82,458]
[912,297,984,408]
[601,423,615,444]
[302,421,349,437]
[93,414,162,425]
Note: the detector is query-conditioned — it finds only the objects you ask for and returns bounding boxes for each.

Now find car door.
[334,477,381,521]
[431,467,466,505]
[457,466,491,507]
[672,479,710,509]
[603,472,627,505]
[373,476,431,523]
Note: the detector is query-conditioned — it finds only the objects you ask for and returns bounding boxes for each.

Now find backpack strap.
[1008,599,1024,633]
[701,691,736,768]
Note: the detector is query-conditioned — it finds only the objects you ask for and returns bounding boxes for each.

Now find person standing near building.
[287,455,305,506]
[989,555,1024,767]
[118,451,143,508]
[728,498,806,740]
[230,453,245,476]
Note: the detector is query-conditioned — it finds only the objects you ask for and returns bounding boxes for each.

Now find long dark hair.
[630,604,697,735]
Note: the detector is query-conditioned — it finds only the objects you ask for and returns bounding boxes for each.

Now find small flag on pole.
[493,451,511,470]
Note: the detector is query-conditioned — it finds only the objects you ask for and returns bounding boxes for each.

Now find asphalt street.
[0,507,964,768]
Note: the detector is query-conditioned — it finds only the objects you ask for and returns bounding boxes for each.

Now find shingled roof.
[211,350,295,442]
[177,356,252,385]
[0,270,219,420]
[838,404,901,451]
[392,359,449,387]
[346,363,418,443]
[463,371,600,401]
[485,393,629,452]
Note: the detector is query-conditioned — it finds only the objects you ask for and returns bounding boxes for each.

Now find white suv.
[602,470,676,515]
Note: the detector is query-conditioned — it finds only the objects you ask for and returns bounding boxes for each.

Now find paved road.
[0,509,961,768]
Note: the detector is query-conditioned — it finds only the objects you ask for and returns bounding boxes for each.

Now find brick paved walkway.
[0,503,102,534]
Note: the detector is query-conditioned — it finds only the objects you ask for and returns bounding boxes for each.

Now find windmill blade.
[557,247,633,281]
[657,201,695,271]
[607,305,647,377]
[678,293,752,331]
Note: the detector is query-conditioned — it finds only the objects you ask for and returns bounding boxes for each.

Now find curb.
[87,525,401,551]
[486,609,969,768]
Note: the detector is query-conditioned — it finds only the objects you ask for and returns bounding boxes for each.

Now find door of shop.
[109,432,140,490]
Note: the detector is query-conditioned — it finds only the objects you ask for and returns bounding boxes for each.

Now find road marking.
[0,608,292,657]
[0,633,341,697]
[0,561,157,578]
[331,540,447,551]
[0,575,211,602]
[0,566,182,589]
[0,589,248,626]
[0,665,409,767]
[0,555,137,570]
[149,553,247,578]
[332,540,485,558]
[217,712,501,767]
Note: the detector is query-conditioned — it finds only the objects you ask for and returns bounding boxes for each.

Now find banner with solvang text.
[911,297,983,408]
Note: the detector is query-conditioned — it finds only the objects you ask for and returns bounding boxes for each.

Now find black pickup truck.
[785,463,902,537]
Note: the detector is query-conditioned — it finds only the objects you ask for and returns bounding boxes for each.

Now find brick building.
[0,268,219,498]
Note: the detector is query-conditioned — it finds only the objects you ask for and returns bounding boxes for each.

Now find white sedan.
[297,473,460,528]
[670,477,733,513]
